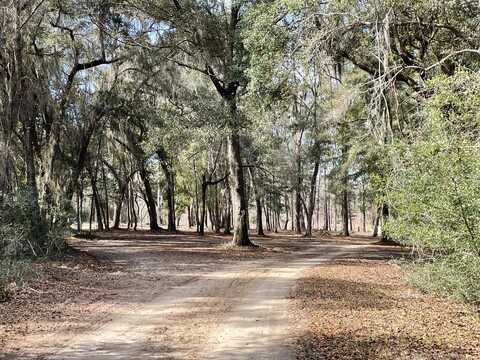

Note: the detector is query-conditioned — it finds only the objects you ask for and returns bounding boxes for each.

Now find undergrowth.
[405,254,480,306]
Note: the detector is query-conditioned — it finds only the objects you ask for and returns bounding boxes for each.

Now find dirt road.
[1,232,399,360]
[47,246,349,359]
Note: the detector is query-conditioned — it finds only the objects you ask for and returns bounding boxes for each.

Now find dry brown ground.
[3,230,477,359]
[291,254,480,359]
[0,229,317,357]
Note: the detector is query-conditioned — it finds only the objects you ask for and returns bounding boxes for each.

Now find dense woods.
[1,0,479,303]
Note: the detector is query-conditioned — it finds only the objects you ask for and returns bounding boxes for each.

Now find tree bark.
[341,187,349,237]
[200,176,207,236]
[226,98,252,246]
[89,168,104,231]
[323,170,329,231]
[283,194,289,231]
[139,165,160,231]
[102,164,110,230]
[305,161,320,237]
[13,4,45,249]
[381,203,390,241]
[158,149,176,232]
[249,167,265,236]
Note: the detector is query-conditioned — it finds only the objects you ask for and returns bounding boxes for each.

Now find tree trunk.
[290,194,295,231]
[295,190,303,234]
[362,184,367,233]
[79,181,84,231]
[89,192,94,233]
[76,189,81,233]
[226,98,252,246]
[305,161,320,237]
[158,157,176,232]
[323,170,329,231]
[102,165,110,230]
[214,185,221,233]
[131,188,138,231]
[372,205,381,237]
[157,187,163,225]
[283,194,289,231]
[349,199,353,233]
[199,177,207,236]
[341,187,349,236]
[139,166,160,231]
[13,6,45,250]
[89,169,104,231]
[113,188,125,230]
[249,167,265,236]
[187,203,193,228]
[126,187,131,230]
[381,203,390,241]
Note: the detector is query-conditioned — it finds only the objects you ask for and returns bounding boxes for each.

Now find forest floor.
[0,230,478,359]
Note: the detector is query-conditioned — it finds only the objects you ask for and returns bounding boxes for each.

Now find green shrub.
[0,188,69,258]
[385,70,480,304]
[406,254,480,305]
[0,187,70,301]
[0,259,31,302]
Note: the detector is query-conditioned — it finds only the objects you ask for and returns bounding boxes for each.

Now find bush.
[0,188,70,300]
[385,70,480,303]
[406,254,480,305]
[0,188,70,258]
[0,259,31,302]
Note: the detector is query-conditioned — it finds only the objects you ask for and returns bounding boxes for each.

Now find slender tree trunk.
[79,181,84,231]
[200,177,207,236]
[90,172,104,231]
[249,167,265,236]
[349,199,353,233]
[305,161,320,237]
[166,172,176,232]
[362,184,367,233]
[159,158,176,232]
[214,185,221,233]
[102,165,110,230]
[341,187,349,236]
[224,200,231,235]
[126,187,131,230]
[373,205,381,237]
[113,188,125,230]
[264,203,271,231]
[139,166,160,231]
[255,198,265,236]
[131,189,138,231]
[89,193,94,233]
[381,203,390,241]
[76,190,81,232]
[283,194,289,231]
[323,170,329,231]
[290,194,295,231]
[187,204,193,228]
[157,186,163,225]
[208,204,214,231]
[295,190,302,234]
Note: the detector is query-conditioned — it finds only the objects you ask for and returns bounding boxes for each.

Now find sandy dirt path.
[2,233,399,360]
[39,243,360,360]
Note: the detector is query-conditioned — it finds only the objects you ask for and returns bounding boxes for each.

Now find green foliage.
[385,70,480,255]
[385,70,480,303]
[242,0,302,99]
[0,259,30,302]
[406,254,480,304]
[0,188,69,258]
